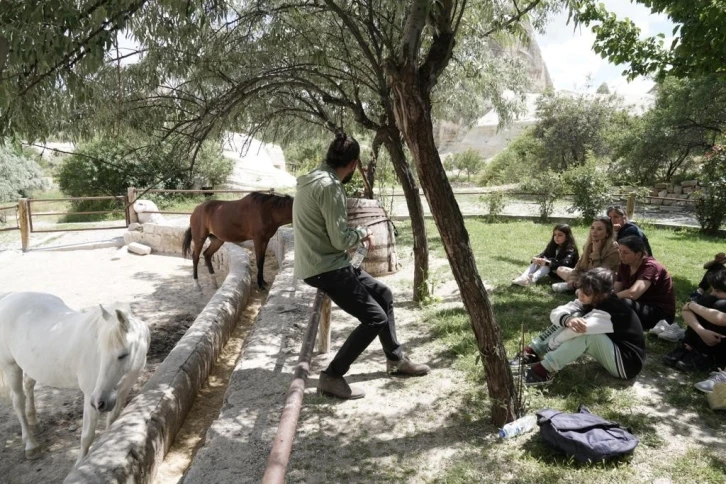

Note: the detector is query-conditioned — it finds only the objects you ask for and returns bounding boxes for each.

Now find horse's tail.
[182,227,193,259]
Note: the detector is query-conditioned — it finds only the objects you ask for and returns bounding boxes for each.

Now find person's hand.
[591,238,602,251]
[613,223,622,231]
[532,257,546,266]
[716,252,726,263]
[566,317,588,333]
[682,301,696,312]
[361,229,375,249]
[697,328,724,346]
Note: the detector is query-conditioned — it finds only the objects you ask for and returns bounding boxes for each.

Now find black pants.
[304,266,403,377]
[684,297,726,366]
[623,298,672,330]
[698,263,725,292]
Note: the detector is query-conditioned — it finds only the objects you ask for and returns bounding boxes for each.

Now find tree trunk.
[381,126,429,303]
[387,63,518,426]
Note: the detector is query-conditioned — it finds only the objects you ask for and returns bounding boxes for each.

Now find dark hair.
[325,131,360,168]
[577,267,615,303]
[618,235,647,255]
[607,205,626,218]
[545,223,578,256]
[592,216,615,240]
[707,268,726,292]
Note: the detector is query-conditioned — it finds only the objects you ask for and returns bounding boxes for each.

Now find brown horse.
[182,192,293,289]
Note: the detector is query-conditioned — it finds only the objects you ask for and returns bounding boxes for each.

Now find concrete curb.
[65,226,254,483]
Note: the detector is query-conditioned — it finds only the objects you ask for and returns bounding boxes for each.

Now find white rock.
[133,199,165,224]
[127,242,152,255]
[127,222,142,231]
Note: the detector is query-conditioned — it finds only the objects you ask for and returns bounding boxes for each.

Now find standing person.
[552,217,619,293]
[512,224,579,286]
[614,236,675,331]
[689,252,726,301]
[607,205,653,257]
[509,268,646,386]
[293,131,430,400]
[663,269,726,373]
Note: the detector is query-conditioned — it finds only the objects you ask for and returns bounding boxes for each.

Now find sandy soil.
[0,246,227,484]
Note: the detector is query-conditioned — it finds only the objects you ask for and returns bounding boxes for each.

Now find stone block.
[144,223,157,234]
[658,190,668,198]
[673,185,683,195]
[128,242,152,255]
[655,182,668,189]
[127,222,142,231]
[652,198,663,205]
[662,199,673,206]
[682,180,699,187]
[683,187,694,194]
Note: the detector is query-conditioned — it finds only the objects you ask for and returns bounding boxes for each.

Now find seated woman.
[509,267,645,386]
[607,205,653,257]
[689,252,726,301]
[512,224,579,286]
[614,236,675,331]
[663,269,726,372]
[553,216,619,293]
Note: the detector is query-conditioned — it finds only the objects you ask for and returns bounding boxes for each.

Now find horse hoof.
[25,446,42,460]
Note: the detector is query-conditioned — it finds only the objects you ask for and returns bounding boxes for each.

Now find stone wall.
[648,180,701,206]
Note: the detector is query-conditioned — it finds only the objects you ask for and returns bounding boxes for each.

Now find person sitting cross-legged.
[689,252,726,301]
[614,236,675,332]
[509,267,646,386]
[663,269,726,373]
[607,205,653,257]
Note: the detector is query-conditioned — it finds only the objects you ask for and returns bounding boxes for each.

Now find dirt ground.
[0,245,236,484]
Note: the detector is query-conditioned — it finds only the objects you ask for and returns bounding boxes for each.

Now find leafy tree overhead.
[575,0,726,80]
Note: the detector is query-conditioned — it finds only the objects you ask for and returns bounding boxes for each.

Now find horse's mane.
[248,192,293,211]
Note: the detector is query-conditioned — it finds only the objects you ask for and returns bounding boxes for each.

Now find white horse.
[0,292,150,465]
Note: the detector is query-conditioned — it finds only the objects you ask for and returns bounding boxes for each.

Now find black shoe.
[675,350,712,373]
[509,349,541,369]
[662,345,687,368]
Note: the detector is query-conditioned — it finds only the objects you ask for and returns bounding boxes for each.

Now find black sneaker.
[675,350,712,373]
[509,350,541,369]
[662,345,687,368]
[524,365,554,386]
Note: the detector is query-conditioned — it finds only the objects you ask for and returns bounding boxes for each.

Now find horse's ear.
[99,304,113,320]
[116,309,130,333]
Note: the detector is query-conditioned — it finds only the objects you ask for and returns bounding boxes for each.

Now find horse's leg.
[23,374,37,426]
[254,237,270,290]
[203,236,224,275]
[77,396,99,466]
[5,364,40,459]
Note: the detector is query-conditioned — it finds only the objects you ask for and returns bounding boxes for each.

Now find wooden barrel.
[347,198,399,276]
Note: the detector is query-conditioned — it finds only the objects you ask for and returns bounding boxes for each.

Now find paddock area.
[0,247,224,483]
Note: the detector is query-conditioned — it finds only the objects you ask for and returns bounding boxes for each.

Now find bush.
[694,146,726,233]
[448,149,485,182]
[479,130,541,186]
[521,170,564,220]
[0,143,48,201]
[480,191,507,222]
[563,153,612,222]
[283,139,328,176]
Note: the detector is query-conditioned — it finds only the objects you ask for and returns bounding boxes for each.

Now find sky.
[535,0,675,96]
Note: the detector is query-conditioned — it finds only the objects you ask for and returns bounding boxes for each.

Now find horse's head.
[90,304,150,413]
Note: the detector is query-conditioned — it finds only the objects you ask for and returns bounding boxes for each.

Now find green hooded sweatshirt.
[293,163,367,280]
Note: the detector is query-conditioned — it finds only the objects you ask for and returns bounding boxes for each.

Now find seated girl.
[689,252,726,301]
[509,267,646,386]
[512,224,579,286]
[552,217,619,293]
[614,236,675,331]
[663,269,726,373]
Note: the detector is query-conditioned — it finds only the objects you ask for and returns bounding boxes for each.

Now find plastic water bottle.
[498,415,537,439]
[350,243,368,269]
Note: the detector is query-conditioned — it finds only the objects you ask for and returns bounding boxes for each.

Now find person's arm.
[617,279,652,300]
[550,300,585,326]
[684,300,726,327]
[320,186,367,251]
[598,243,621,271]
[566,309,614,334]
[549,249,576,271]
[614,280,624,292]
[682,306,725,346]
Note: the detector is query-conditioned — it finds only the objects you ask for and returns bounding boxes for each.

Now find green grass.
[398,219,726,483]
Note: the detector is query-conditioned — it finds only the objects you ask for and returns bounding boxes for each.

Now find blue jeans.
[304,266,403,376]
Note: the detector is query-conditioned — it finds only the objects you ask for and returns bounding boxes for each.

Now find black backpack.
[536,405,639,463]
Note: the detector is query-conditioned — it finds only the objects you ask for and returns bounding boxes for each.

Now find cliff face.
[435,25,552,156]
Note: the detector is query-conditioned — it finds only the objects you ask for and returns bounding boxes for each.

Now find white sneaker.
[649,320,671,335]
[551,282,572,293]
[512,275,531,287]
[658,323,686,342]
[695,369,726,393]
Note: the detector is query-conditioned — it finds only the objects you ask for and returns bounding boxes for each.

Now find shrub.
[0,143,48,201]
[479,130,541,186]
[449,149,485,182]
[563,153,612,222]
[521,170,564,220]
[694,145,726,233]
[480,191,507,222]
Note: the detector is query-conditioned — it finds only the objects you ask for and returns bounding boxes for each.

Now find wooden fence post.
[626,193,636,220]
[18,198,30,252]
[317,293,332,353]
[127,187,138,224]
